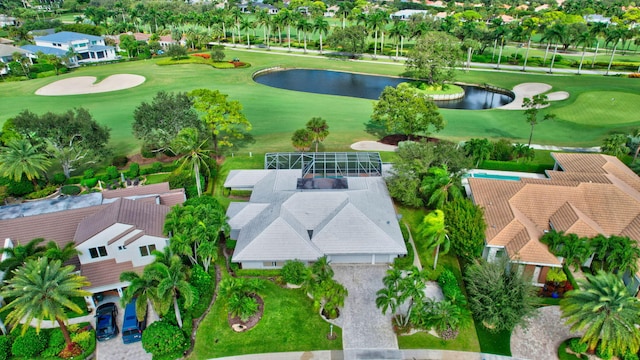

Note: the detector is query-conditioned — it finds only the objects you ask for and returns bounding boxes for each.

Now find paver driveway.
[96,296,153,360]
[510,306,581,360]
[332,264,399,359]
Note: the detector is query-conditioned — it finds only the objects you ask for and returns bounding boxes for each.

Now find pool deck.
[462,169,547,197]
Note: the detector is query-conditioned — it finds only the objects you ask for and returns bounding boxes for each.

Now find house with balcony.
[21,31,118,65]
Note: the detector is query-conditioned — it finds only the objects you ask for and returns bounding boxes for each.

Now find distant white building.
[22,31,118,65]
[0,14,17,27]
[584,14,611,24]
[390,9,431,20]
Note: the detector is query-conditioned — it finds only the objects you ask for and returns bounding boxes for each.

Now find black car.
[95,302,119,341]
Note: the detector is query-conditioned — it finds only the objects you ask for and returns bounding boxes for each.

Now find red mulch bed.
[227,294,264,330]
[126,153,180,167]
[379,134,441,146]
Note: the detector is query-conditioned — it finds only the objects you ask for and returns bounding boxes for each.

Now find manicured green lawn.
[475,325,512,356]
[189,279,342,359]
[2,50,639,161]
[144,172,170,185]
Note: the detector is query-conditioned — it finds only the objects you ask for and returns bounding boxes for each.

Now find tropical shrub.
[491,139,514,161]
[71,329,92,350]
[282,260,307,285]
[24,185,57,199]
[547,268,567,284]
[106,165,119,180]
[81,178,98,188]
[51,173,67,185]
[152,161,164,173]
[83,169,95,179]
[128,162,140,178]
[596,342,613,360]
[0,176,34,196]
[437,268,465,305]
[142,320,188,356]
[569,338,588,354]
[61,185,81,195]
[0,336,11,360]
[11,327,48,358]
[41,328,66,357]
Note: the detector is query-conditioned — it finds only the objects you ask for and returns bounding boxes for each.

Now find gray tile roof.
[227,170,406,262]
[35,31,103,43]
[21,44,67,56]
[0,44,32,58]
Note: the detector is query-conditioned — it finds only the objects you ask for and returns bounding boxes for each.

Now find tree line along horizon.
[2,0,640,78]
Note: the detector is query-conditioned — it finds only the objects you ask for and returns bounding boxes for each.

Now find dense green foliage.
[11,327,48,358]
[141,320,188,357]
[281,260,308,285]
[464,259,537,333]
[443,198,486,261]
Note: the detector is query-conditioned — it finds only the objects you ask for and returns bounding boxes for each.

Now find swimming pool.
[466,172,522,181]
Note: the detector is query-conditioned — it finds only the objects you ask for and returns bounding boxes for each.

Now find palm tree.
[0,237,46,280]
[306,117,329,152]
[601,134,630,159]
[171,127,212,197]
[561,272,640,355]
[297,18,312,53]
[389,20,409,61]
[367,11,386,59]
[605,26,625,75]
[120,268,162,322]
[417,209,450,269]
[520,16,539,72]
[337,1,353,29]
[589,22,608,69]
[313,16,329,54]
[575,30,594,75]
[255,9,271,46]
[545,23,568,74]
[0,139,51,187]
[279,8,295,51]
[218,277,265,322]
[311,255,334,282]
[240,17,254,48]
[45,241,80,263]
[464,138,492,167]
[0,257,91,348]
[291,129,313,151]
[148,253,194,329]
[419,164,463,210]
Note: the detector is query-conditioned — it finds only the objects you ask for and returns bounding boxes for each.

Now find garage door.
[329,254,373,264]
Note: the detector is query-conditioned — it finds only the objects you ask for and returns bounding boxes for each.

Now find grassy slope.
[1,50,639,158]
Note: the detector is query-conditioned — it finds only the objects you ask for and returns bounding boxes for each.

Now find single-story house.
[22,31,118,65]
[0,183,185,309]
[0,14,17,27]
[469,153,640,287]
[225,169,407,269]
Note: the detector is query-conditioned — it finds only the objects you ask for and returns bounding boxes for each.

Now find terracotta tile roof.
[102,183,171,199]
[0,206,107,249]
[159,190,186,207]
[81,259,145,290]
[469,153,640,267]
[74,198,171,244]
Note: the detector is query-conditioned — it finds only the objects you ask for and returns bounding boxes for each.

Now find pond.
[253,69,514,110]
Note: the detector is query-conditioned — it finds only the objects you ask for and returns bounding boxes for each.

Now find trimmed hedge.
[480,159,550,173]
[61,185,81,195]
[11,327,48,358]
[141,320,188,357]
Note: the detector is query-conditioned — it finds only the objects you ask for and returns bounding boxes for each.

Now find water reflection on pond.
[253,69,513,110]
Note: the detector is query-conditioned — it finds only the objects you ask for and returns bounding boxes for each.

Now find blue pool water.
[468,173,521,181]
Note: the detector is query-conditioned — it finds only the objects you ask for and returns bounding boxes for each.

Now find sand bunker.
[350,141,398,152]
[36,74,145,96]
[500,82,569,110]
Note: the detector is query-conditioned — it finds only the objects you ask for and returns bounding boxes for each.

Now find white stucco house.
[22,31,118,65]
[0,183,185,310]
[225,168,407,269]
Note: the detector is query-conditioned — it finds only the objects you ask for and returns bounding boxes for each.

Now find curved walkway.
[510,306,580,360]
[351,140,600,153]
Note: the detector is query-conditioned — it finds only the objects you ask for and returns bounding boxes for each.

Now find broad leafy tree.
[305,117,329,152]
[406,32,461,86]
[188,88,252,157]
[371,83,444,138]
[326,25,368,57]
[0,257,91,348]
[464,258,537,333]
[443,198,486,261]
[132,91,202,153]
[561,272,640,355]
[12,108,110,178]
[385,141,470,208]
[522,94,555,147]
[0,139,50,186]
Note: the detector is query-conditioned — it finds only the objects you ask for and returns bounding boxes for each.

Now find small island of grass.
[407,81,465,100]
